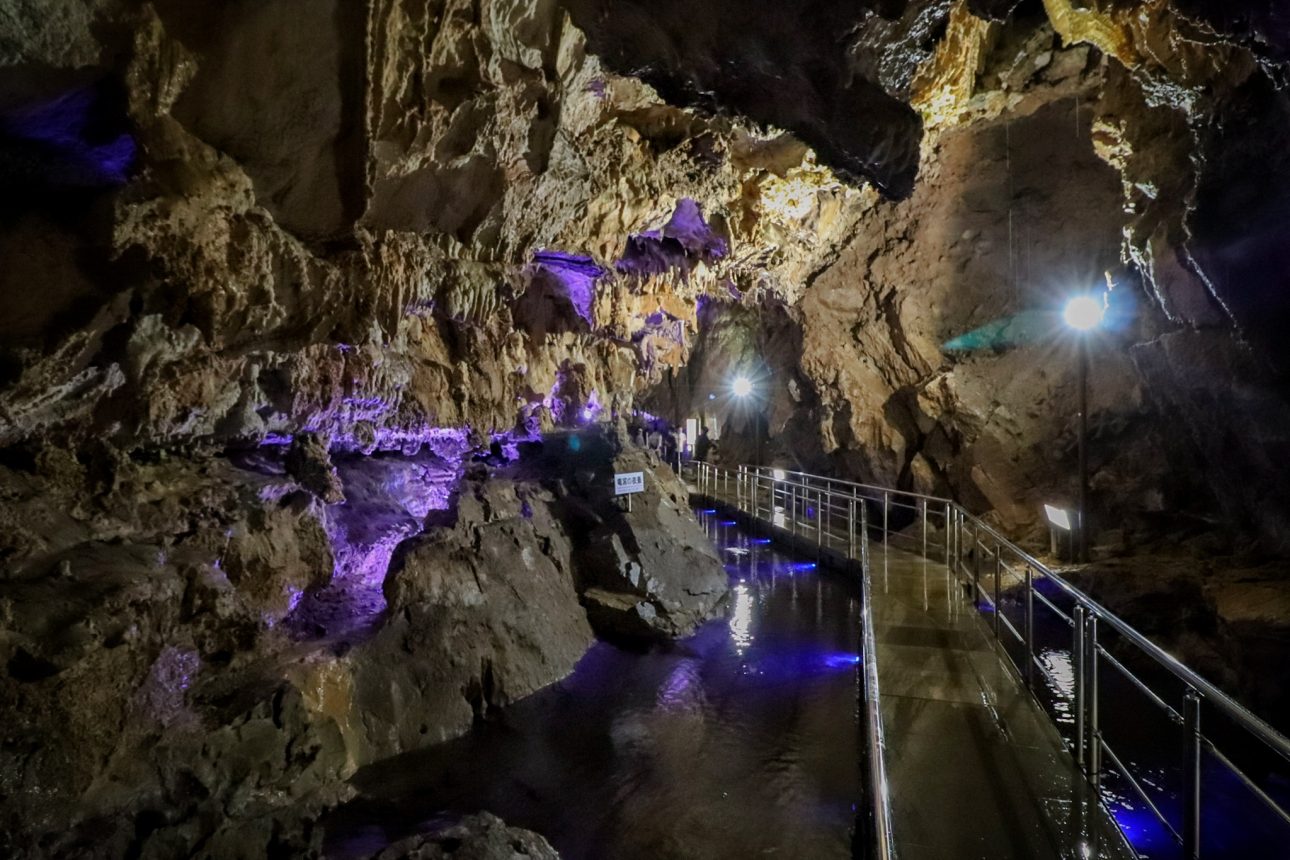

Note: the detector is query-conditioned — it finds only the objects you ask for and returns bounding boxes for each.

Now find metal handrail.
[683,460,896,859]
[858,501,895,860]
[683,459,1290,859]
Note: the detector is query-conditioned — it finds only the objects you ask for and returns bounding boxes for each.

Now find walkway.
[691,473,1135,860]
[868,543,1132,859]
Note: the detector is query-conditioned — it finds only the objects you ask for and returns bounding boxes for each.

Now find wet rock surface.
[543,436,729,641]
[0,428,723,856]
[365,812,561,860]
[3,0,1290,856]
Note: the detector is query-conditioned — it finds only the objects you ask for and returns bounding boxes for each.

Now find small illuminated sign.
[1044,504,1072,531]
[614,471,645,496]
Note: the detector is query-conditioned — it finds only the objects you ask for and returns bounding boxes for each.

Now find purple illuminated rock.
[0,80,136,188]
[346,476,596,755]
[286,431,345,503]
[616,198,727,279]
[532,250,604,324]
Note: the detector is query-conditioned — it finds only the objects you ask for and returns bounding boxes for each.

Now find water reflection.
[729,583,754,653]
[326,508,865,860]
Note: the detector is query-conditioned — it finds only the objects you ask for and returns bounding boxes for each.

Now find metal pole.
[972,523,981,608]
[1024,565,1035,690]
[952,509,959,577]
[1183,690,1202,859]
[790,485,797,535]
[824,489,832,549]
[1088,614,1101,784]
[921,498,928,559]
[882,492,890,542]
[1074,604,1086,768]
[848,496,857,560]
[993,543,1002,638]
[944,502,952,570]
[814,489,821,546]
[1077,335,1090,563]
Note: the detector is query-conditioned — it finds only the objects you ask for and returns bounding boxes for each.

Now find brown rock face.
[5,0,1290,855]
[367,811,562,860]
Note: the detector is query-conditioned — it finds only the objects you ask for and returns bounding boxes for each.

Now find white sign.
[614,471,645,496]
[1044,504,1072,531]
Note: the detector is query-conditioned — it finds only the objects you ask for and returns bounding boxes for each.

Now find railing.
[685,460,1290,860]
[683,461,896,859]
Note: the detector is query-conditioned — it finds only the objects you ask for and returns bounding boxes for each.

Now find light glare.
[1063,295,1104,331]
[732,376,753,397]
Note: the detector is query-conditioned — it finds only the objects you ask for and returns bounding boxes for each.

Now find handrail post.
[953,508,961,577]
[972,523,982,608]
[1088,614,1101,785]
[848,496,857,560]
[818,488,825,549]
[882,491,890,542]
[993,542,1002,639]
[1074,604,1086,768]
[921,498,928,559]
[823,488,832,549]
[813,488,821,547]
[1024,565,1035,691]
[1184,690,1202,859]
[944,502,952,570]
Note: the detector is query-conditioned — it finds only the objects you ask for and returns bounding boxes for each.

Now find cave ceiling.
[0,0,1289,535]
[7,2,1290,854]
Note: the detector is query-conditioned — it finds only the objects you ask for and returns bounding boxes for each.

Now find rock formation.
[366,812,561,860]
[3,0,1290,856]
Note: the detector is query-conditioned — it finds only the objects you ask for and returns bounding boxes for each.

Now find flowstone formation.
[3,0,1290,856]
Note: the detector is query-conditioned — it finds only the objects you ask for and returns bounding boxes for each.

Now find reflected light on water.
[657,659,703,713]
[1039,648,1075,726]
[731,583,754,653]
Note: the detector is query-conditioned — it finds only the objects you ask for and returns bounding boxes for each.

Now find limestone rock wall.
[3,0,1290,856]
[660,2,1290,552]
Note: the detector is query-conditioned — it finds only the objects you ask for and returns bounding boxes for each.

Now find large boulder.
[518,428,729,641]
[368,812,560,860]
[337,477,596,761]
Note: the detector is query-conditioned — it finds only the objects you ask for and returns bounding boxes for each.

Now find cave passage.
[324,511,865,860]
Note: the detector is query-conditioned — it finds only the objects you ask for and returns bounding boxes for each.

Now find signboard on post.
[614,471,645,496]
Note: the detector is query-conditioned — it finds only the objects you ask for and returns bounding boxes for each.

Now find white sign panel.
[1043,504,1072,531]
[614,471,645,496]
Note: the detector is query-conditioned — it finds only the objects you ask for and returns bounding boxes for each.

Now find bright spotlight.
[1063,295,1104,332]
[732,376,753,397]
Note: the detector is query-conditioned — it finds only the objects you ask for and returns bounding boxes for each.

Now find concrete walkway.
[868,543,1135,860]
[690,475,1136,858]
